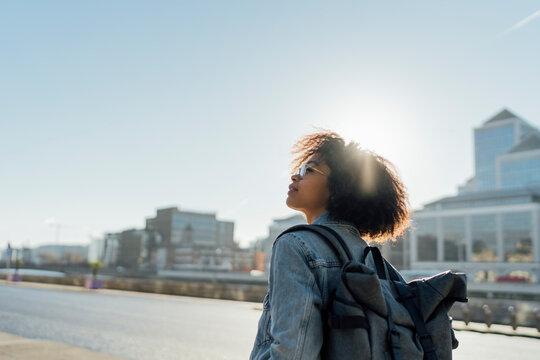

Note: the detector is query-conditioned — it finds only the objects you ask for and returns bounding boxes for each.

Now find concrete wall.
[0,274,268,302]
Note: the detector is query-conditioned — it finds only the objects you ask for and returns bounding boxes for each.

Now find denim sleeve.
[268,233,324,360]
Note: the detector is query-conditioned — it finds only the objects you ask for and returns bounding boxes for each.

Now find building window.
[473,270,497,283]
[474,125,516,191]
[502,212,533,262]
[471,214,498,262]
[500,157,540,189]
[442,217,466,262]
[416,219,437,261]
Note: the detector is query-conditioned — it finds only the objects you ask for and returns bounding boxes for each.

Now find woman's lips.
[288,184,298,194]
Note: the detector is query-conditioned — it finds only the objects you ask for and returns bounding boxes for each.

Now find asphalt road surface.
[0,283,538,359]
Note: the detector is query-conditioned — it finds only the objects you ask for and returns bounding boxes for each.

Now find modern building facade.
[145,206,235,268]
[403,109,540,283]
[471,109,540,192]
[146,207,234,248]
[116,228,162,269]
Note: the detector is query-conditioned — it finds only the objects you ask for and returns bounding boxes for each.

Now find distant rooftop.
[508,132,540,154]
[273,213,305,224]
[419,185,540,212]
[154,206,215,217]
[484,108,518,125]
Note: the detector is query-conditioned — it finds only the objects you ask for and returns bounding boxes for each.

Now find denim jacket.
[250,211,369,360]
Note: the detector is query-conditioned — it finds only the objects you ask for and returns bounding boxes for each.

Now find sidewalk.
[452,320,540,339]
[0,331,120,360]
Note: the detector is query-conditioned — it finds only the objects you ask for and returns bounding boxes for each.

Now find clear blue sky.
[1,1,540,249]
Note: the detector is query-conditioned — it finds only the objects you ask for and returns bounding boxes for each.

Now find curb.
[452,320,540,339]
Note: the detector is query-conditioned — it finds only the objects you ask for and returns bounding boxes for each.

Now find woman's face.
[286,156,330,217]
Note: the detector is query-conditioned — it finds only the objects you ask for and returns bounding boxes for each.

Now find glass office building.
[474,109,540,191]
[399,109,540,283]
[498,134,540,189]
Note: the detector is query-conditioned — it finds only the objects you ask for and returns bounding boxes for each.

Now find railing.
[457,303,540,332]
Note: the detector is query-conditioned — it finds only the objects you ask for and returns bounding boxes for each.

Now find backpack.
[278,224,468,360]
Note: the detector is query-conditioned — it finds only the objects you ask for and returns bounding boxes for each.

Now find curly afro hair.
[291,130,411,244]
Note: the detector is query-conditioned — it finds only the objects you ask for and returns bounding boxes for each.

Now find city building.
[89,229,160,270]
[116,228,162,270]
[88,206,266,273]
[0,246,32,266]
[469,109,540,192]
[102,233,120,266]
[145,206,235,268]
[32,244,88,265]
[88,236,106,263]
[401,109,540,283]
[20,247,32,265]
[262,214,306,272]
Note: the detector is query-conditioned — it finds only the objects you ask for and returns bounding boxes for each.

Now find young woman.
[250,131,411,360]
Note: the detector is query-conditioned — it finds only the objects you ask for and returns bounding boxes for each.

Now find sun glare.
[328,95,408,154]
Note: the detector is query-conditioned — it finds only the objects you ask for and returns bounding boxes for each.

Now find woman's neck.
[304,208,327,224]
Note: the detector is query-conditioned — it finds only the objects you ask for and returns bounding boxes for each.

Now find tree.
[14,259,23,275]
[88,261,104,280]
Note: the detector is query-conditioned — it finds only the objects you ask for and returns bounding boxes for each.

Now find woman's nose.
[291,173,301,181]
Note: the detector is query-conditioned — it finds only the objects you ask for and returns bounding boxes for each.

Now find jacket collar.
[312,211,329,224]
[312,211,363,239]
[312,211,330,225]
[312,211,354,226]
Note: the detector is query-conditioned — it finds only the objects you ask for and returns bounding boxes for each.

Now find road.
[0,283,538,359]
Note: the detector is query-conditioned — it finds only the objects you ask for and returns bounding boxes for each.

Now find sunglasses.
[296,162,327,177]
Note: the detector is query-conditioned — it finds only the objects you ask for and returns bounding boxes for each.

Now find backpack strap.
[385,298,403,360]
[384,258,406,282]
[362,246,388,280]
[393,281,439,360]
[277,224,353,263]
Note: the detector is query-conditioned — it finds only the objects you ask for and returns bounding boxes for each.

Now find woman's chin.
[285,197,300,210]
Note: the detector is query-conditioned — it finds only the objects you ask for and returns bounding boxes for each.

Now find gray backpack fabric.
[279,224,468,360]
